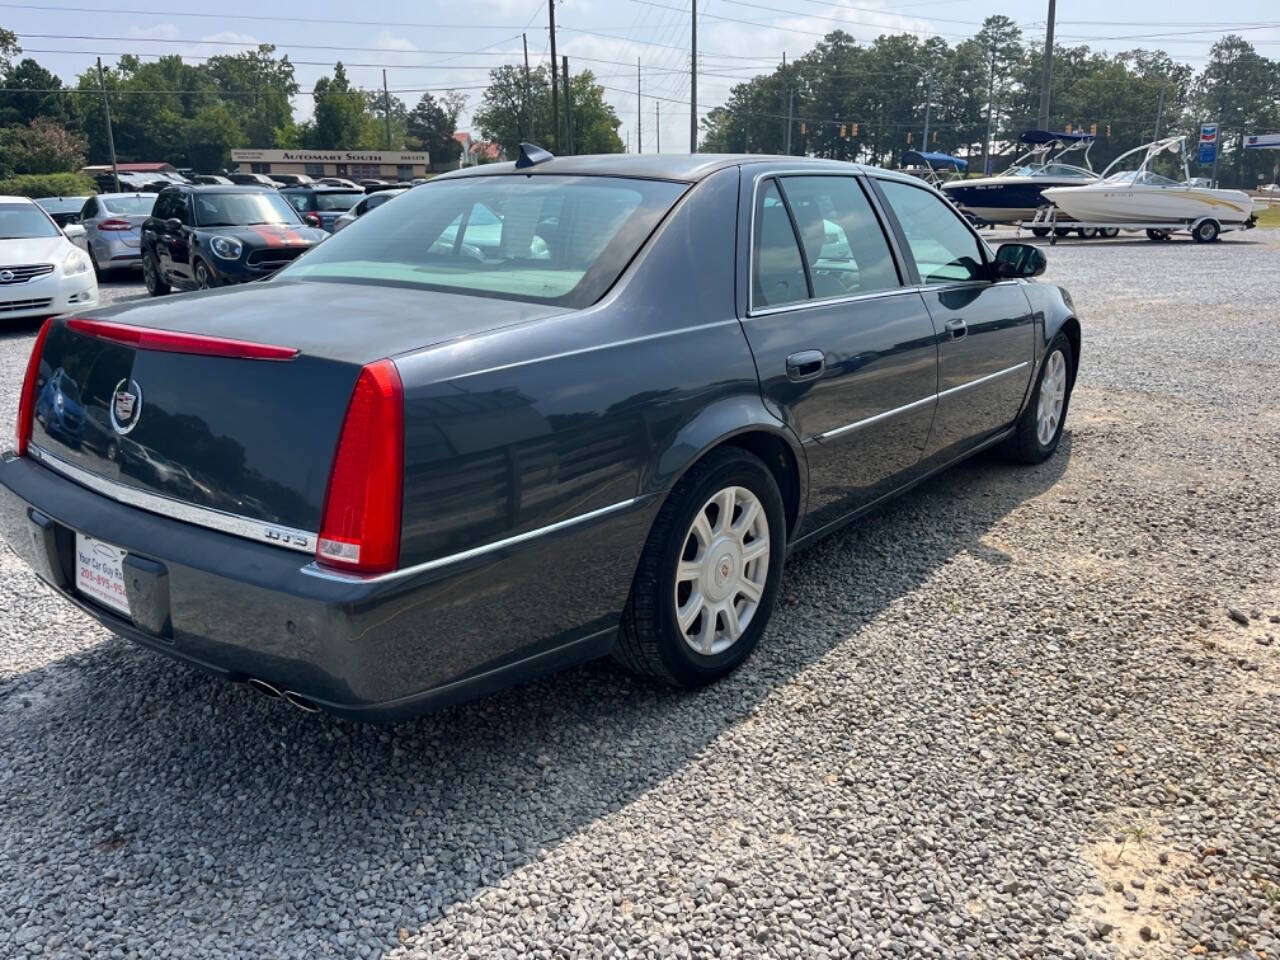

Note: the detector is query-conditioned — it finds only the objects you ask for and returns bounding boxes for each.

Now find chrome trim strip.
[812,361,1030,443]
[28,443,317,554]
[937,361,1030,400]
[748,285,921,319]
[815,393,937,442]
[301,494,652,584]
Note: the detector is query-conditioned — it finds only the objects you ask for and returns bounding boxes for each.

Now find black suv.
[140,185,327,294]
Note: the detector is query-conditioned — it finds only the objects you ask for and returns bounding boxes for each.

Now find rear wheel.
[1001,332,1074,465]
[1077,227,1098,239]
[1102,227,1120,238]
[142,249,169,296]
[1193,219,1220,243]
[88,247,104,280]
[1031,227,1050,238]
[614,447,786,688]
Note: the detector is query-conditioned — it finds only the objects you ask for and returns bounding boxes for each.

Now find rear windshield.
[315,192,362,211]
[280,174,687,307]
[194,192,302,227]
[100,196,156,216]
[0,202,60,239]
[36,197,87,215]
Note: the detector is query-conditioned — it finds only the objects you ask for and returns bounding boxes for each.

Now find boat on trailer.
[899,150,968,188]
[1039,136,1256,243]
[940,130,1098,224]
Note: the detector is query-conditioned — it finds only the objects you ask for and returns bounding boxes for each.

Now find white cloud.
[125,23,180,41]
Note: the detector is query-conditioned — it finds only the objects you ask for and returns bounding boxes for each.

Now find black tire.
[193,259,214,290]
[1193,219,1219,243]
[614,447,787,688]
[1077,227,1098,239]
[1031,227,1050,238]
[1145,229,1170,242]
[88,247,104,280]
[1053,227,1071,238]
[1102,227,1120,238]
[1001,332,1075,465]
[143,249,169,296]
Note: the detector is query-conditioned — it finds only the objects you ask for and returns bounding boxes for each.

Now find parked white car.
[0,196,98,320]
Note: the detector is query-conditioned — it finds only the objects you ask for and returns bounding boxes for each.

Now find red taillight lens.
[65,318,298,361]
[15,318,53,456]
[317,360,404,574]
[97,219,132,231]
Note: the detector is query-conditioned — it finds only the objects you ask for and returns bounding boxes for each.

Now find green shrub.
[0,172,97,198]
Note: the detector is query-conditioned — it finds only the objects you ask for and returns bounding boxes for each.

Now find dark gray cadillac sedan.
[0,149,1079,721]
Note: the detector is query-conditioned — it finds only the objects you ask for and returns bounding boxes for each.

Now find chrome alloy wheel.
[674,485,770,656]
[1036,349,1068,447]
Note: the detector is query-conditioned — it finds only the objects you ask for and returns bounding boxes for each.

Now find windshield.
[36,197,86,215]
[0,202,60,239]
[101,196,156,216]
[1105,170,1182,187]
[281,175,686,307]
[193,192,302,227]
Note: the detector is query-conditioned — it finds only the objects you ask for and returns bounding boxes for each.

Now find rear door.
[739,172,939,535]
[872,177,1035,462]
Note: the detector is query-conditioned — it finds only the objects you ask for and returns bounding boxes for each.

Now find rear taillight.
[65,317,298,361]
[317,360,404,574]
[97,219,132,231]
[15,318,53,456]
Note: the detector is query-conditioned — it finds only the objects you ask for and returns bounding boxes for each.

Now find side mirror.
[303,212,322,228]
[62,223,86,240]
[993,242,1047,279]
[164,217,183,232]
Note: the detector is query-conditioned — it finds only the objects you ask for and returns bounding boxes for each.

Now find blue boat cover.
[902,150,968,170]
[1019,129,1096,144]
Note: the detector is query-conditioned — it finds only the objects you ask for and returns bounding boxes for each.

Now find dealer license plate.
[74,533,131,616]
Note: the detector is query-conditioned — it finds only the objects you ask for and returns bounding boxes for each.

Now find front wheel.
[143,250,169,296]
[1001,332,1074,464]
[614,447,786,688]
[194,259,214,290]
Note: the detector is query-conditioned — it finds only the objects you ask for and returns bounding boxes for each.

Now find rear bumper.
[0,453,645,721]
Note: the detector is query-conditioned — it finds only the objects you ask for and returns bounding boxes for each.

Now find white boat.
[1041,136,1254,227]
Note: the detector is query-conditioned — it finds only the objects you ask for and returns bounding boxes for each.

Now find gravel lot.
[1,235,1278,960]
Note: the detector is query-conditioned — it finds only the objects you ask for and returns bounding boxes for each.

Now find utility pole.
[522,33,532,142]
[637,59,642,154]
[922,72,933,148]
[562,56,574,155]
[983,45,996,174]
[656,101,661,153]
[96,58,120,193]
[382,69,392,149]
[548,0,559,153]
[689,0,697,153]
[1153,87,1165,142]
[785,89,794,155]
[1037,0,1056,129]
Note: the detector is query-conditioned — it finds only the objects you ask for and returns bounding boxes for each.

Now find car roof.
[94,192,156,200]
[0,195,37,203]
[279,185,364,193]
[163,184,277,193]
[432,152,917,185]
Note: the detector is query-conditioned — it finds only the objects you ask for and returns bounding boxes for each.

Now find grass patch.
[1255,202,1280,228]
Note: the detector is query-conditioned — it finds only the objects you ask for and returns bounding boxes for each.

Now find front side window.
[194,192,302,227]
[80,198,98,220]
[282,174,685,308]
[877,179,987,284]
[776,176,900,300]
[0,202,59,239]
[751,180,808,308]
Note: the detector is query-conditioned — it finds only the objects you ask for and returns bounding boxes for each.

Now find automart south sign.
[230,149,429,164]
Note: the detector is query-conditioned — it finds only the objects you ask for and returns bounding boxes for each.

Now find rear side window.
[751,180,809,308]
[282,175,686,308]
[876,179,986,284]
[776,176,900,299]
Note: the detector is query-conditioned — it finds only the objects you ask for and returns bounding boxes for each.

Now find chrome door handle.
[944,318,968,339]
[786,350,825,382]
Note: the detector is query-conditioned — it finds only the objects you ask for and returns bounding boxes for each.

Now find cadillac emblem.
[110,378,143,435]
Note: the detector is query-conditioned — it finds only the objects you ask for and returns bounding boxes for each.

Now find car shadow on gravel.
[0,438,1072,956]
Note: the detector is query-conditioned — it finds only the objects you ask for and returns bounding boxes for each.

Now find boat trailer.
[1023,205,1257,245]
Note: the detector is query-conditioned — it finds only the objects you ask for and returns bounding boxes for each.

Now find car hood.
[77,278,571,365]
[0,235,74,264]
[202,223,326,248]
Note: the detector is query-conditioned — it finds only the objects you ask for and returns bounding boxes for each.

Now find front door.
[872,177,1035,464]
[740,173,939,537]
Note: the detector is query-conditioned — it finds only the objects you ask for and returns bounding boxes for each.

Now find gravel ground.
[1,235,1278,960]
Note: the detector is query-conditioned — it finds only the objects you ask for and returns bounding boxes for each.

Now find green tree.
[306,63,373,149]
[1191,36,1280,187]
[406,91,464,167]
[0,58,73,128]
[475,63,621,157]
[204,45,299,148]
[183,103,243,172]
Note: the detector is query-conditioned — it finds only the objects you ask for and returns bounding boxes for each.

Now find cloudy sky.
[9,0,1280,152]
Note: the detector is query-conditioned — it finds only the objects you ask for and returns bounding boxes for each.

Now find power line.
[0,2,526,30]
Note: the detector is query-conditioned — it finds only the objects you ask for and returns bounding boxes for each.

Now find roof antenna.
[515,142,554,169]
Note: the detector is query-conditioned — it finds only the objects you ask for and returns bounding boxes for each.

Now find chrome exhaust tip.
[246,677,283,700]
[283,690,320,713]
